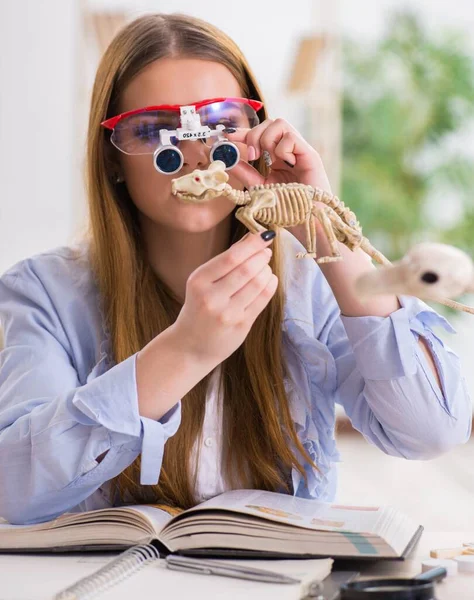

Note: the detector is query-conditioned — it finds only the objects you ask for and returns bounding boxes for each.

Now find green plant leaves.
[342,10,474,265]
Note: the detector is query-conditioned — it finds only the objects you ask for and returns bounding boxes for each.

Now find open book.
[0,489,423,560]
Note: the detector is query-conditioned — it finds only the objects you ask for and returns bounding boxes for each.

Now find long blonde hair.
[86,13,315,509]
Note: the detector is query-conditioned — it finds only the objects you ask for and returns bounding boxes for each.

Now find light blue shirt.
[0,231,471,524]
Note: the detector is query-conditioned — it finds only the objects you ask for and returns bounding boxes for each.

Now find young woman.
[0,13,471,525]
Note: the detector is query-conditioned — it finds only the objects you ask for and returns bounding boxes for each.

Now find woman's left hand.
[228,119,403,320]
[226,119,331,245]
[227,118,331,192]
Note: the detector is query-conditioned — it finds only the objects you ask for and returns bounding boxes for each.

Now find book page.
[0,505,177,550]
[181,489,385,533]
[0,523,35,530]
[122,504,181,534]
[0,505,175,534]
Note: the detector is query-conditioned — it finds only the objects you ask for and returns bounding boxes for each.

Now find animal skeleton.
[171,160,474,315]
[355,243,474,303]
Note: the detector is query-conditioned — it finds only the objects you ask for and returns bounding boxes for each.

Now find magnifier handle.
[414,566,447,583]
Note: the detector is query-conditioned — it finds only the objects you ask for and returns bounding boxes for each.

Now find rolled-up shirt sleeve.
[332,294,472,459]
[0,263,181,524]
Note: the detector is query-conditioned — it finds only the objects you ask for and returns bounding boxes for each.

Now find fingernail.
[248,146,256,161]
[224,127,236,133]
[261,230,276,242]
[263,150,272,167]
[284,160,295,168]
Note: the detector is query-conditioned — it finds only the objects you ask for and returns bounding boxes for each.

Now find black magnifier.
[153,137,239,174]
[339,566,447,600]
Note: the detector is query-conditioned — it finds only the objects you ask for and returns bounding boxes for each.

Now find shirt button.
[204,437,213,447]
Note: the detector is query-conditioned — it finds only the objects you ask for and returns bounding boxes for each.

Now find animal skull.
[171,160,229,203]
[355,242,474,301]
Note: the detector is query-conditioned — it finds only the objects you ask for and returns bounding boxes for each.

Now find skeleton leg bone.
[296,213,317,259]
[235,189,277,235]
[235,206,266,234]
[320,207,391,266]
[311,205,343,263]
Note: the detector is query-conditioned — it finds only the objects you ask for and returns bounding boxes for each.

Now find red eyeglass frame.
[101,97,264,130]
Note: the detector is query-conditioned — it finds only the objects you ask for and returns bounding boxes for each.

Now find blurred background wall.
[1,0,473,529]
[2,0,474,270]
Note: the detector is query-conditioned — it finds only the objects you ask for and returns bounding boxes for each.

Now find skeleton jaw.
[173,189,222,203]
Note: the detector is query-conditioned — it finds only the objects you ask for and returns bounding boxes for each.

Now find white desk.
[1,532,472,599]
[353,531,474,599]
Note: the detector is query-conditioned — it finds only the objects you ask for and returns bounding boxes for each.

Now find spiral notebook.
[60,546,340,600]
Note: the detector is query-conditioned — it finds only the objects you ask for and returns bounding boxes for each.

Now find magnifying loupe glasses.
[340,565,447,600]
[153,122,240,175]
[101,97,263,175]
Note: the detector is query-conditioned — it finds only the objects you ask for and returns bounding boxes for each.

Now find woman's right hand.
[173,231,278,366]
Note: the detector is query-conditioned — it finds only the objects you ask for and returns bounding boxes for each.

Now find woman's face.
[115,57,250,233]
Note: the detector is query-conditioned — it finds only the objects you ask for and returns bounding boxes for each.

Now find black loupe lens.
[212,143,239,168]
[154,148,182,174]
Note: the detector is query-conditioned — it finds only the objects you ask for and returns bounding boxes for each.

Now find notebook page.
[97,557,333,600]
[0,553,114,600]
